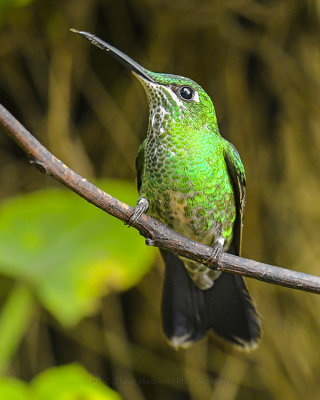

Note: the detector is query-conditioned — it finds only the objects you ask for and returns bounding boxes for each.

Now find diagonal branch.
[1,103,320,294]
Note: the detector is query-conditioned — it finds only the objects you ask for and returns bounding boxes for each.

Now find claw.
[126,197,149,227]
[207,242,223,268]
[145,238,156,246]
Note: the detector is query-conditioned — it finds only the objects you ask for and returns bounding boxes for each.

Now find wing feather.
[223,141,246,256]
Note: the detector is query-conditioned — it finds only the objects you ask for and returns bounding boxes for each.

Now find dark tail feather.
[161,250,261,349]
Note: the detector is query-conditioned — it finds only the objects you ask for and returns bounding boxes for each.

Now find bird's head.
[71,29,218,133]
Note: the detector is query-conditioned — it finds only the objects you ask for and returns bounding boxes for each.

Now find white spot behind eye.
[193,91,200,103]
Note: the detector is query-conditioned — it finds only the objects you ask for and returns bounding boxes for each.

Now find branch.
[1,103,320,294]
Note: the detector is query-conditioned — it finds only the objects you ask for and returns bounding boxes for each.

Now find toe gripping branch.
[207,242,224,269]
[126,197,149,227]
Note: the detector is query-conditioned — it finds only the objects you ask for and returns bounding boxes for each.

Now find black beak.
[71,29,155,83]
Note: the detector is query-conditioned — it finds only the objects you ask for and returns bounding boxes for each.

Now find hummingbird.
[72,29,261,350]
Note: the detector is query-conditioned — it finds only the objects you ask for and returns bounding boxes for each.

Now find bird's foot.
[126,197,149,227]
[145,238,156,247]
[207,242,223,269]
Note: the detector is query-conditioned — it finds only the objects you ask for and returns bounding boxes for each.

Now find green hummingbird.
[72,29,261,350]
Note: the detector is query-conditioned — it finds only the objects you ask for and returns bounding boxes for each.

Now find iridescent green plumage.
[135,72,245,288]
[72,29,260,350]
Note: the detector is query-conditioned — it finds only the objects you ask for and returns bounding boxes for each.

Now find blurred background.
[0,0,320,399]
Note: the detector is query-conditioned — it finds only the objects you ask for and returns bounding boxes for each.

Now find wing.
[135,140,146,192]
[223,140,246,256]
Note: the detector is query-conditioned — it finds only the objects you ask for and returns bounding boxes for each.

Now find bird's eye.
[180,86,194,100]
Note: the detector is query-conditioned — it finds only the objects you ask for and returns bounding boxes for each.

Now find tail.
[161,250,261,349]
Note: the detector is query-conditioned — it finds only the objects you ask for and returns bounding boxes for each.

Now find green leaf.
[0,377,29,400]
[31,364,121,400]
[0,180,156,326]
[0,285,34,373]
[0,364,121,400]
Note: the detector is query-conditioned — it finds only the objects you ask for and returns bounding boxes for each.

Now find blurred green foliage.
[0,0,320,399]
[0,285,33,373]
[0,180,155,326]
[0,364,120,400]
